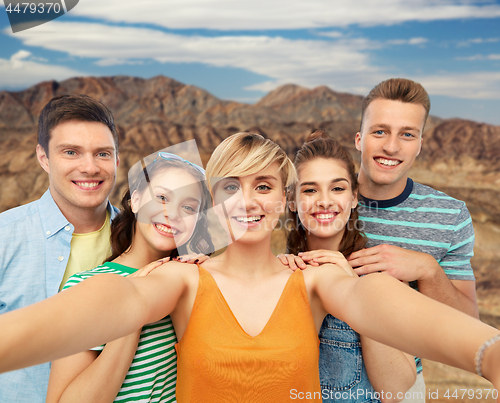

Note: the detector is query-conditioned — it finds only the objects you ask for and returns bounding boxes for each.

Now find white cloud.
[457,37,500,47]
[10,22,386,93]
[387,37,428,46]
[7,22,500,101]
[0,50,86,88]
[316,31,344,38]
[415,71,500,99]
[456,53,500,61]
[67,0,500,30]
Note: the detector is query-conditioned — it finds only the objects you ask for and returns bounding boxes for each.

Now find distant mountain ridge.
[1,75,499,209]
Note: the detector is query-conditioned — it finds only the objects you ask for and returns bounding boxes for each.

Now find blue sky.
[1,0,500,124]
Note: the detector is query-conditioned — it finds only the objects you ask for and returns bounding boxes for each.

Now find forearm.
[0,274,148,373]
[321,273,498,378]
[57,332,141,403]
[417,269,479,318]
[360,336,416,403]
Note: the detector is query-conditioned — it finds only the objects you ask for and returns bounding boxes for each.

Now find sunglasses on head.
[152,152,205,175]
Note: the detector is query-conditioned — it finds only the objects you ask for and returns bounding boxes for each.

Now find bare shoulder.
[303,263,354,289]
[149,261,199,285]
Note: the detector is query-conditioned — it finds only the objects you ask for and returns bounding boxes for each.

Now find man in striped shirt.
[349,78,478,396]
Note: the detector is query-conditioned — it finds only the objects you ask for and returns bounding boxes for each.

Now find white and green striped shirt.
[62,262,177,402]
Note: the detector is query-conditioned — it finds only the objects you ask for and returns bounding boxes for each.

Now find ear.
[36,144,50,174]
[288,200,296,212]
[416,134,423,157]
[351,189,359,210]
[355,132,362,151]
[116,153,120,168]
[130,190,141,214]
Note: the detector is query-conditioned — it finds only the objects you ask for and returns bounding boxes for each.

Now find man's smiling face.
[355,98,425,199]
[37,120,119,215]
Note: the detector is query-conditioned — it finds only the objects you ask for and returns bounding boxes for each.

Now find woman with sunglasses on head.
[280,130,418,403]
[46,152,213,403]
[1,133,500,403]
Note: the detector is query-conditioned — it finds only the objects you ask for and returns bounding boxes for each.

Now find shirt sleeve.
[439,202,475,281]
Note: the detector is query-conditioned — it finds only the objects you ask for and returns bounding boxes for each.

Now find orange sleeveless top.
[175,266,321,402]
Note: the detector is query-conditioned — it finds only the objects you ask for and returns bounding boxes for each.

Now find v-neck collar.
[199,266,298,339]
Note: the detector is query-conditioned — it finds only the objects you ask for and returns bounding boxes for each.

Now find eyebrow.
[369,124,420,133]
[254,175,279,182]
[55,144,116,152]
[300,178,349,187]
[154,186,201,202]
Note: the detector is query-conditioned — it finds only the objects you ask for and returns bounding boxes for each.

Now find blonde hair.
[206,132,296,192]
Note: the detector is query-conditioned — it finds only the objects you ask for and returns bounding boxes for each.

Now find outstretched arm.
[349,246,479,317]
[309,265,500,388]
[283,250,417,401]
[46,261,163,403]
[0,261,192,374]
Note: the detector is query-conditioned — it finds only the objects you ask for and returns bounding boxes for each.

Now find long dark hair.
[286,130,366,257]
[106,158,214,262]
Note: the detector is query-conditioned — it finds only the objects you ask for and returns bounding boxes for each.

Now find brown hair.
[286,130,366,257]
[38,94,118,156]
[360,78,430,132]
[106,158,214,262]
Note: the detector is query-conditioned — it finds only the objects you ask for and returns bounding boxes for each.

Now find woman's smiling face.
[212,162,285,244]
[132,167,203,254]
[295,158,358,244]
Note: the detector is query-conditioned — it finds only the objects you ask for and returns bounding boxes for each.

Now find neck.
[357,167,407,200]
[306,228,344,253]
[215,236,281,279]
[114,229,172,269]
[51,191,109,233]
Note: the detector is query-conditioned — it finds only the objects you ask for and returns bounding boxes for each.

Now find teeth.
[376,158,401,166]
[155,223,178,235]
[316,214,336,219]
[76,182,100,188]
[235,216,262,223]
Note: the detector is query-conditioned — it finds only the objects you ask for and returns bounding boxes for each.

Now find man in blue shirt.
[0,94,120,402]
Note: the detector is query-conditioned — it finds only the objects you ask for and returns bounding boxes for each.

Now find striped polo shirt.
[62,262,177,402]
[358,178,475,372]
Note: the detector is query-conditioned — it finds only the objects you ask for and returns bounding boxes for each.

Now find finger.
[143,257,170,274]
[294,256,307,270]
[195,255,209,264]
[312,256,343,265]
[347,247,380,261]
[286,255,298,271]
[347,254,383,268]
[277,254,289,266]
[353,264,386,276]
[301,250,344,262]
[130,258,170,278]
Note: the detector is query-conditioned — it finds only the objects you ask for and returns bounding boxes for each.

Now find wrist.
[417,255,440,282]
[479,335,500,386]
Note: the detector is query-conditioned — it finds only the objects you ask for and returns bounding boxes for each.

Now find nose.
[236,187,257,211]
[382,134,400,155]
[317,198,334,209]
[162,201,181,222]
[79,154,100,175]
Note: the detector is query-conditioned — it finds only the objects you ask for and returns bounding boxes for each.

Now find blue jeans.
[319,315,381,403]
